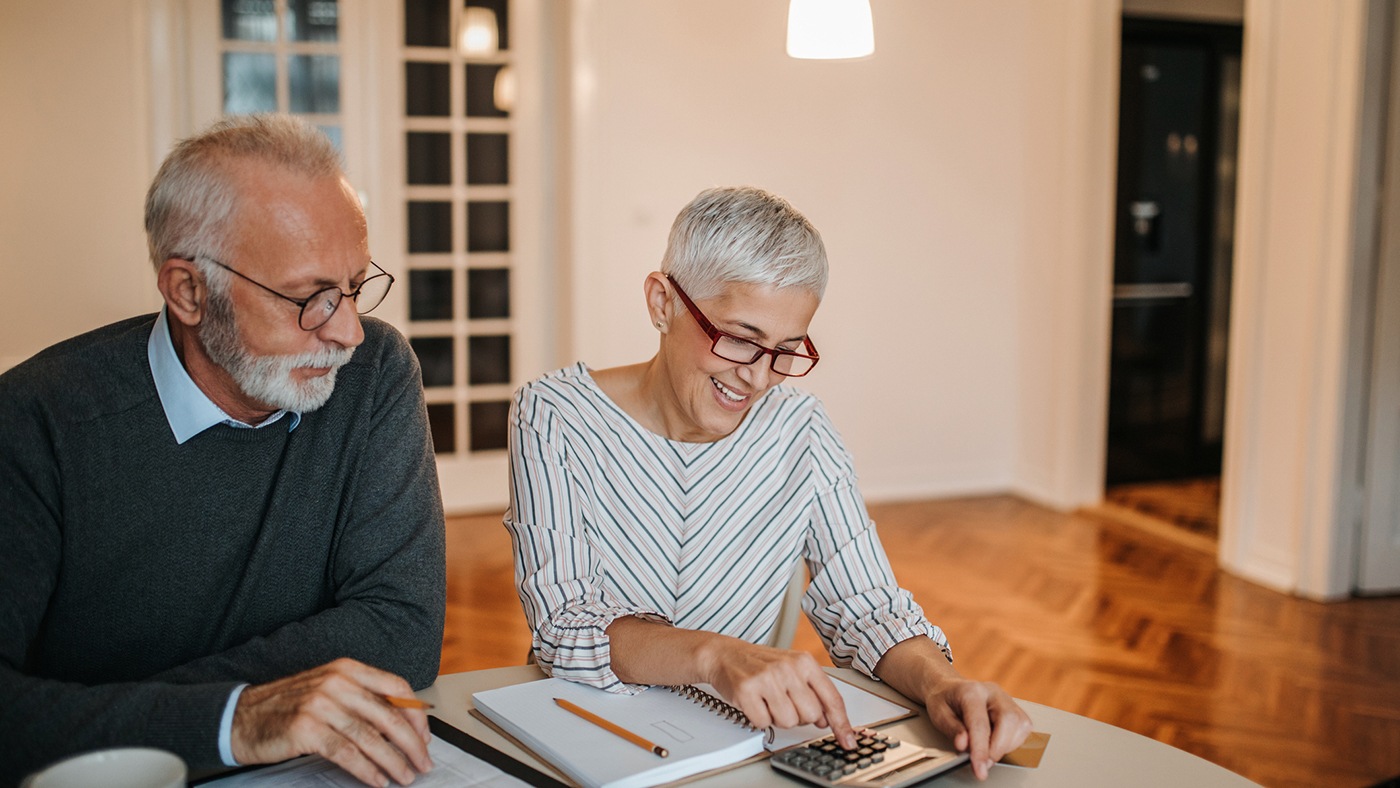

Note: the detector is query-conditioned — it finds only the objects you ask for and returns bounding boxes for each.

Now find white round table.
[418,665,1262,788]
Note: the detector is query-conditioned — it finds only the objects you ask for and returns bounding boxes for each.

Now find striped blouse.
[505,363,949,693]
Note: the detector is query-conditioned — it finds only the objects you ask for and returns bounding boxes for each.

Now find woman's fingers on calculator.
[807,673,856,748]
[714,643,857,749]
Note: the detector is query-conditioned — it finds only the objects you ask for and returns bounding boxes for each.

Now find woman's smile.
[710,376,751,411]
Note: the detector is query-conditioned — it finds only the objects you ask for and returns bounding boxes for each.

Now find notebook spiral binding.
[664,685,777,745]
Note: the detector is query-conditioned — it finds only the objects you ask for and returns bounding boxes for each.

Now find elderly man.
[0,115,445,787]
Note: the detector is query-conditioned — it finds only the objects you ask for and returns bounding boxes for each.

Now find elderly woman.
[505,187,1030,780]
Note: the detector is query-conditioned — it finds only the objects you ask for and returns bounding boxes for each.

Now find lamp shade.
[786,0,874,60]
[493,65,516,113]
[458,6,499,57]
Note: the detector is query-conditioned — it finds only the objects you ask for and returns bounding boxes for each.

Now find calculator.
[770,727,970,788]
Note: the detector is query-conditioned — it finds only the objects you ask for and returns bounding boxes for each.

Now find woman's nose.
[736,357,772,391]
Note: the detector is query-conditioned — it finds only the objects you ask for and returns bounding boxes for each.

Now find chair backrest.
[765,561,808,650]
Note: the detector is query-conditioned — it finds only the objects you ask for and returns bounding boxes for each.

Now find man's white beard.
[201,288,354,414]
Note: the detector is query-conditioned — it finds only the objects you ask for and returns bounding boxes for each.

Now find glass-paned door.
[391,0,538,511]
[219,0,347,151]
[180,0,546,512]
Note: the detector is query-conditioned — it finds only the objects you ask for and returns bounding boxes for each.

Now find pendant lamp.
[458,6,499,57]
[786,0,875,60]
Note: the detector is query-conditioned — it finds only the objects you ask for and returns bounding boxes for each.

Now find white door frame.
[1023,0,1388,600]
[1360,0,1400,593]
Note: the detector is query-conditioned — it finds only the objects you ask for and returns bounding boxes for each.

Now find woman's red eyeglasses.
[666,274,820,377]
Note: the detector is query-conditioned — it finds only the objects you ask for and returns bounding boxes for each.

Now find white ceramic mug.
[21,747,186,788]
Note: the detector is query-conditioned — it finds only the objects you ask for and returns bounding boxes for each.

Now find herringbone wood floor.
[442,495,1400,788]
[1106,477,1223,539]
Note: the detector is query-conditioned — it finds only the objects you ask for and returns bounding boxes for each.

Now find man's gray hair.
[660,186,828,303]
[144,113,345,275]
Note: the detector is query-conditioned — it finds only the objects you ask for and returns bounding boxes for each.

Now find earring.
[655,321,664,329]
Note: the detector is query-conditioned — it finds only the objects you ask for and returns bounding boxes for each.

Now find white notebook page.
[472,676,913,788]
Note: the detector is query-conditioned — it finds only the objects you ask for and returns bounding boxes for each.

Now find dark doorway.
[1105,18,1242,494]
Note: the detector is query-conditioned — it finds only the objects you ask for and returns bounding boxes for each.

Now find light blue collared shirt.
[147,308,301,443]
[147,309,301,764]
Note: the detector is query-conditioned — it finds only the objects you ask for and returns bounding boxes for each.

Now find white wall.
[569,0,1120,502]
[0,0,160,372]
[1012,0,1120,510]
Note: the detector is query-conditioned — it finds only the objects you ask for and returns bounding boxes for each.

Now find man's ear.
[157,258,206,328]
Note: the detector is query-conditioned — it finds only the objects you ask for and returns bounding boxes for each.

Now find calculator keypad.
[770,727,968,788]
[772,729,891,779]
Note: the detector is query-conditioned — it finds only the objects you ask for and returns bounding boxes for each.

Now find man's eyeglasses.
[667,274,820,377]
[184,257,394,331]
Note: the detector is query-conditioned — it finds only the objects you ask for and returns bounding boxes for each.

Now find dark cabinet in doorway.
[1106,18,1243,485]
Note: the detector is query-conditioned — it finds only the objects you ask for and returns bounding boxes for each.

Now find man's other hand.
[231,658,433,787]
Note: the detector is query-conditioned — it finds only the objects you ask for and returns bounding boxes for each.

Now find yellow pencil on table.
[383,695,435,710]
[554,697,669,757]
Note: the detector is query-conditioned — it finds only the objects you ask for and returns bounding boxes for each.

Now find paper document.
[200,734,532,788]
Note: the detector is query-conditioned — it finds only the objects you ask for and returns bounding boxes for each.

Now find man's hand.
[231,658,433,787]
[701,639,858,750]
[921,678,1031,780]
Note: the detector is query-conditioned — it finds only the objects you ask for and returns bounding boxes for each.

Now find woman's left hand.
[919,676,1031,780]
[873,636,1032,781]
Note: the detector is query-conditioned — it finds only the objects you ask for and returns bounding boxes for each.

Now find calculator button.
[873,733,888,741]
[857,759,872,769]
[886,740,901,749]
[842,765,858,775]
[870,743,887,752]
[843,753,861,762]
[857,748,873,756]
[819,744,836,752]
[871,754,884,764]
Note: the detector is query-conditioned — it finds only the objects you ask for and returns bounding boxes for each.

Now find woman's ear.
[643,272,672,333]
[157,257,206,328]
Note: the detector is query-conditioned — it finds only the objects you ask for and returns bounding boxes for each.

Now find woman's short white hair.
[660,187,828,303]
[144,114,344,276]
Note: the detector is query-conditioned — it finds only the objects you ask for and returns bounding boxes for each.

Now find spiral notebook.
[471,677,914,788]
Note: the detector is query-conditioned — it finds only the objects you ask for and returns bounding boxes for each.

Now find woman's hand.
[699,638,858,750]
[919,676,1030,780]
[605,617,858,749]
[874,637,1031,781]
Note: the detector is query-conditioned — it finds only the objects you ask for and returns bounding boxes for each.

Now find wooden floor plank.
[442,495,1400,788]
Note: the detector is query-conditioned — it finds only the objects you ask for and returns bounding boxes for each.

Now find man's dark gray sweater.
[0,315,446,785]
